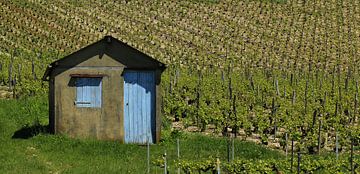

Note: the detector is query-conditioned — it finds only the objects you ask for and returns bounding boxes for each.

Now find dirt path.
[0,86,13,99]
[171,121,282,150]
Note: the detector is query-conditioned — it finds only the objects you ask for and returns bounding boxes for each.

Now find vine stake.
[163,151,167,174]
[177,138,180,174]
[297,152,301,174]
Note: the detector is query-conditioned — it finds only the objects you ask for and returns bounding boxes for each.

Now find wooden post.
[291,139,294,172]
[169,73,172,94]
[32,58,37,80]
[197,70,203,131]
[147,139,150,174]
[292,90,296,105]
[356,81,359,97]
[335,101,339,159]
[317,119,322,155]
[337,65,341,90]
[297,152,301,174]
[249,75,254,90]
[216,157,221,174]
[221,70,224,82]
[314,65,318,88]
[350,139,354,174]
[272,98,277,140]
[0,61,2,85]
[331,66,335,94]
[304,80,309,114]
[231,138,235,161]
[356,81,359,123]
[233,95,237,138]
[353,92,358,124]
[12,74,16,98]
[339,82,342,102]
[163,151,167,174]
[177,138,180,174]
[335,131,339,160]
[345,67,351,91]
[227,138,231,162]
[285,132,288,159]
[275,78,279,96]
[228,68,232,101]
[175,67,180,87]
[323,92,327,109]
[17,64,21,84]
[8,50,14,90]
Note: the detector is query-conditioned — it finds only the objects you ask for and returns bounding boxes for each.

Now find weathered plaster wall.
[52,54,125,141]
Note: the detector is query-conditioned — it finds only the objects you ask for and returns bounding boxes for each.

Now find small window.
[75,78,102,108]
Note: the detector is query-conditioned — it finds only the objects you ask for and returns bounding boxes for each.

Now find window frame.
[74,77,103,108]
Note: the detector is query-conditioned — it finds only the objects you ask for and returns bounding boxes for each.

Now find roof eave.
[42,64,54,81]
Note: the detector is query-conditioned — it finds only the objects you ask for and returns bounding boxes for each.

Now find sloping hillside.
[0,0,359,69]
[0,1,360,167]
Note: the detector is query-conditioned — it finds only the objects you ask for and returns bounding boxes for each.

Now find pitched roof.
[42,36,166,81]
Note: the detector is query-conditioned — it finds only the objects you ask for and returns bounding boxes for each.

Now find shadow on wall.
[12,123,49,139]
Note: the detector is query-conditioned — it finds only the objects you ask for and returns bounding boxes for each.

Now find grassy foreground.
[0,97,283,173]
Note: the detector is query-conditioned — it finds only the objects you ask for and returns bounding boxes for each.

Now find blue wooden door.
[123,71,155,144]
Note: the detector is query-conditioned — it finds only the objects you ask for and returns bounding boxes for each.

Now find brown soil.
[0,86,13,99]
[171,121,282,150]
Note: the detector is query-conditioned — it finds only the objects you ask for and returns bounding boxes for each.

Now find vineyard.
[0,0,360,173]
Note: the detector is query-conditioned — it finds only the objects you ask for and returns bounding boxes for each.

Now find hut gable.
[43,36,166,144]
[43,36,165,81]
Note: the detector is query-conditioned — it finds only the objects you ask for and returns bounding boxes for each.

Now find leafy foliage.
[0,1,359,171]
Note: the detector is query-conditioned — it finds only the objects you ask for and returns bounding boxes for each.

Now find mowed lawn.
[0,97,283,173]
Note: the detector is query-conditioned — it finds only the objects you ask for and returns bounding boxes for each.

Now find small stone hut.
[42,36,166,144]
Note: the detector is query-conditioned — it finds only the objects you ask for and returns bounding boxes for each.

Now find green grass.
[0,96,283,173]
[0,97,359,173]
